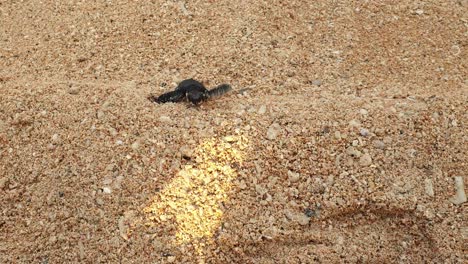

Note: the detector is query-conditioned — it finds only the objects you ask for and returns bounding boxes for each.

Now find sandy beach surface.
[0,1,467,263]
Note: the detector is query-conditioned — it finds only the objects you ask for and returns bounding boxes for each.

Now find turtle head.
[187,90,208,105]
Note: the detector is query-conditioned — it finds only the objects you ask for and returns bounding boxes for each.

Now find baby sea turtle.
[148,79,232,105]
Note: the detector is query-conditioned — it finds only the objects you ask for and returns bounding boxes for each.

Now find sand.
[0,0,467,263]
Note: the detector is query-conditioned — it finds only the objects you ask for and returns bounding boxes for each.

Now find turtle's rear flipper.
[149,90,185,104]
[208,84,232,98]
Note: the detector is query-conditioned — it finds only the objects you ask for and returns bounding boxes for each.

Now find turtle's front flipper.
[208,84,232,98]
[149,90,186,104]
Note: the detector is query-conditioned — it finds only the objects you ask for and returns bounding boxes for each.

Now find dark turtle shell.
[149,78,231,105]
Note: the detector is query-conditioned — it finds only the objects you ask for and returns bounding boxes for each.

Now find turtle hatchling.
[148,79,232,105]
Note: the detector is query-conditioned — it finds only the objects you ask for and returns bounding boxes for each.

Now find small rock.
[450,176,466,205]
[266,123,281,140]
[238,180,247,190]
[109,127,118,136]
[0,177,9,190]
[359,109,368,115]
[114,176,124,189]
[334,131,342,140]
[304,209,314,218]
[311,79,322,86]
[296,214,310,225]
[255,185,268,196]
[116,140,124,145]
[359,128,369,137]
[415,9,424,15]
[96,198,104,205]
[97,110,105,119]
[159,116,171,123]
[288,170,300,183]
[131,141,140,150]
[424,179,434,197]
[451,119,458,127]
[118,216,128,240]
[179,146,193,159]
[327,175,335,186]
[349,119,360,127]
[102,178,113,185]
[223,136,236,143]
[8,181,18,190]
[78,241,85,260]
[346,146,362,157]
[68,85,80,95]
[49,235,57,244]
[373,140,385,149]
[407,148,417,158]
[167,256,176,263]
[51,134,59,142]
[359,153,372,166]
[461,227,468,240]
[284,209,310,226]
[258,105,267,114]
[159,214,170,221]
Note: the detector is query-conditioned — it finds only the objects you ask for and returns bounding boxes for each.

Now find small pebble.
[284,209,310,226]
[407,148,417,158]
[77,241,85,260]
[349,119,360,127]
[359,153,372,166]
[373,140,385,149]
[96,198,104,205]
[424,179,434,197]
[450,176,467,205]
[304,208,317,218]
[258,105,267,114]
[266,123,281,140]
[118,216,128,240]
[109,127,118,136]
[359,109,368,115]
[311,79,322,86]
[287,170,300,183]
[360,128,369,137]
[179,146,193,159]
[51,134,59,142]
[255,185,268,196]
[334,131,341,140]
[68,85,80,95]
[131,141,140,150]
[346,146,361,157]
[159,116,171,123]
[49,235,57,244]
[102,187,112,194]
[223,136,236,143]
[97,110,105,119]
[0,178,9,190]
[238,180,247,190]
